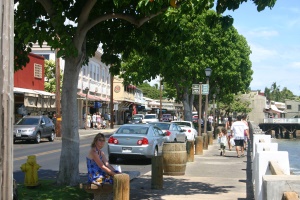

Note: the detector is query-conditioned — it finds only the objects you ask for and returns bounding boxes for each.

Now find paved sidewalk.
[130,140,254,200]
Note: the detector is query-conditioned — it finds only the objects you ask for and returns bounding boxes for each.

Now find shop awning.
[77,92,105,101]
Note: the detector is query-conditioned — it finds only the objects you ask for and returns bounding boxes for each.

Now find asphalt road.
[13,134,151,183]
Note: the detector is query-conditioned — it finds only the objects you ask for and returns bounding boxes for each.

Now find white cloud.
[247,28,279,38]
[249,43,278,63]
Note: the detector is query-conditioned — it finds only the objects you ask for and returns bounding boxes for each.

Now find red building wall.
[14,53,45,90]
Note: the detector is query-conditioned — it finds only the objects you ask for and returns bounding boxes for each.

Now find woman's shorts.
[234,139,244,147]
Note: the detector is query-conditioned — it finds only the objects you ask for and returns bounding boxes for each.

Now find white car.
[171,121,197,141]
[142,114,159,123]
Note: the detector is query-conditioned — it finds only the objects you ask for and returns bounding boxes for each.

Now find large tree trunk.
[182,86,194,121]
[0,0,14,199]
[56,57,82,186]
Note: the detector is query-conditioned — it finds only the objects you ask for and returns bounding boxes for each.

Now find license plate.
[122,147,132,153]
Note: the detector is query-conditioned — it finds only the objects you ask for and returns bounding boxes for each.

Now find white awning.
[270,105,285,113]
[14,87,55,96]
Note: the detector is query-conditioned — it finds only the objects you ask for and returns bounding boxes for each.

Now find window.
[287,105,292,109]
[39,54,49,60]
[34,63,42,79]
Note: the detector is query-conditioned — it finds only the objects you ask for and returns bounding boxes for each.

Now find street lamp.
[84,87,89,129]
[203,67,212,133]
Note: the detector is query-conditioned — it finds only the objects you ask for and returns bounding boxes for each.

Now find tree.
[264,82,295,102]
[44,60,63,93]
[14,0,277,186]
[120,10,253,122]
[137,82,160,99]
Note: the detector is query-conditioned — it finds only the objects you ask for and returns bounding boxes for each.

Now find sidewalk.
[130,140,254,200]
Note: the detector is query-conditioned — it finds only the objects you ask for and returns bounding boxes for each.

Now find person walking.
[218,127,228,156]
[241,114,249,150]
[231,115,249,158]
[225,116,233,150]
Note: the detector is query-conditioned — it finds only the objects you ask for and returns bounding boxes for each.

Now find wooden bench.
[80,183,113,200]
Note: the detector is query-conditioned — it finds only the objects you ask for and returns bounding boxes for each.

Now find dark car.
[13,115,56,143]
[127,116,143,124]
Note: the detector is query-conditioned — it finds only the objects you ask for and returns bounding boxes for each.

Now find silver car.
[13,115,55,143]
[149,122,186,143]
[107,124,165,163]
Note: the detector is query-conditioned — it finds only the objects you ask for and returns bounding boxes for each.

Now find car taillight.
[165,130,171,136]
[108,136,118,144]
[137,137,148,145]
[188,129,191,133]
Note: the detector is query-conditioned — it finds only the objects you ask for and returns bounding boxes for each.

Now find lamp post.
[84,87,89,129]
[159,78,163,121]
[203,67,212,134]
[213,94,216,124]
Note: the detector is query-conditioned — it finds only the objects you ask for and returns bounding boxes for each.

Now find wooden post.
[207,131,213,145]
[195,136,203,155]
[186,140,194,162]
[113,174,130,200]
[55,49,61,137]
[0,1,14,199]
[203,133,208,150]
[151,156,163,189]
[282,192,299,200]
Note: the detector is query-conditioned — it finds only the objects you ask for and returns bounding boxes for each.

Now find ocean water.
[271,138,300,175]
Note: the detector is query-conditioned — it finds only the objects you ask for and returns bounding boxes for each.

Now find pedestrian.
[242,114,249,150]
[226,116,233,150]
[92,113,97,129]
[86,133,121,185]
[231,115,249,158]
[96,112,101,130]
[86,113,91,129]
[218,127,228,156]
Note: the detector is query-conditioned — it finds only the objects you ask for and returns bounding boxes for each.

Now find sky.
[222,0,300,96]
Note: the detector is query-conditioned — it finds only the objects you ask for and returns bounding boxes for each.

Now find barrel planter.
[162,142,187,176]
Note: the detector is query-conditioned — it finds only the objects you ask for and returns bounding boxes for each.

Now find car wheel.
[174,138,177,142]
[109,155,117,164]
[35,133,41,144]
[48,131,55,142]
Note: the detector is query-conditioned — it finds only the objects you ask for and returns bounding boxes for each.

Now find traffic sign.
[202,84,209,95]
[192,84,200,95]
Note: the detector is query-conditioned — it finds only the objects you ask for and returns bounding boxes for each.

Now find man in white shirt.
[231,115,249,158]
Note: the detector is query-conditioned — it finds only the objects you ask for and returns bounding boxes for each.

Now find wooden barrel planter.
[162,142,187,176]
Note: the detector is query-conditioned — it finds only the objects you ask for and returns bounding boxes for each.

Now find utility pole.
[110,73,114,129]
[159,78,162,121]
[0,1,14,199]
[55,49,61,137]
[198,83,202,136]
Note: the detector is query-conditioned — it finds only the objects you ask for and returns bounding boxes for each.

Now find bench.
[80,183,113,200]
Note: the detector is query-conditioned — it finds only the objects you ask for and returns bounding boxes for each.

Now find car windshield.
[116,126,149,134]
[151,123,170,130]
[174,122,191,127]
[16,118,39,125]
[145,115,156,119]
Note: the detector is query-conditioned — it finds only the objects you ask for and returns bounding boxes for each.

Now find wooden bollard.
[113,174,130,200]
[207,131,213,145]
[282,191,299,200]
[186,140,194,162]
[203,133,208,150]
[195,136,203,155]
[151,156,163,189]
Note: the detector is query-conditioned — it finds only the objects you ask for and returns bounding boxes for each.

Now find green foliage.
[218,93,252,116]
[137,82,160,99]
[17,180,91,200]
[264,82,295,102]
[44,60,63,93]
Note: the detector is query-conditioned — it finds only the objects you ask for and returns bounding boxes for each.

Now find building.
[14,53,55,122]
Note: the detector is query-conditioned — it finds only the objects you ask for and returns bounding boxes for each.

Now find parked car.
[192,115,198,123]
[133,114,145,119]
[13,115,56,143]
[107,124,165,163]
[171,121,197,141]
[162,114,173,122]
[142,114,159,123]
[127,116,143,124]
[149,122,186,143]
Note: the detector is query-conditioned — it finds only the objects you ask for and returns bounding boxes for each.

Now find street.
[13,134,151,184]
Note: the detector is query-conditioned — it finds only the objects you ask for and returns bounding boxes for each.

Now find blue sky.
[223,0,300,96]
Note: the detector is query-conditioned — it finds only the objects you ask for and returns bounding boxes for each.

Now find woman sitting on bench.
[86,133,120,185]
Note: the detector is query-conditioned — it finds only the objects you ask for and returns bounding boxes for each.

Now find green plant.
[17,180,91,200]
